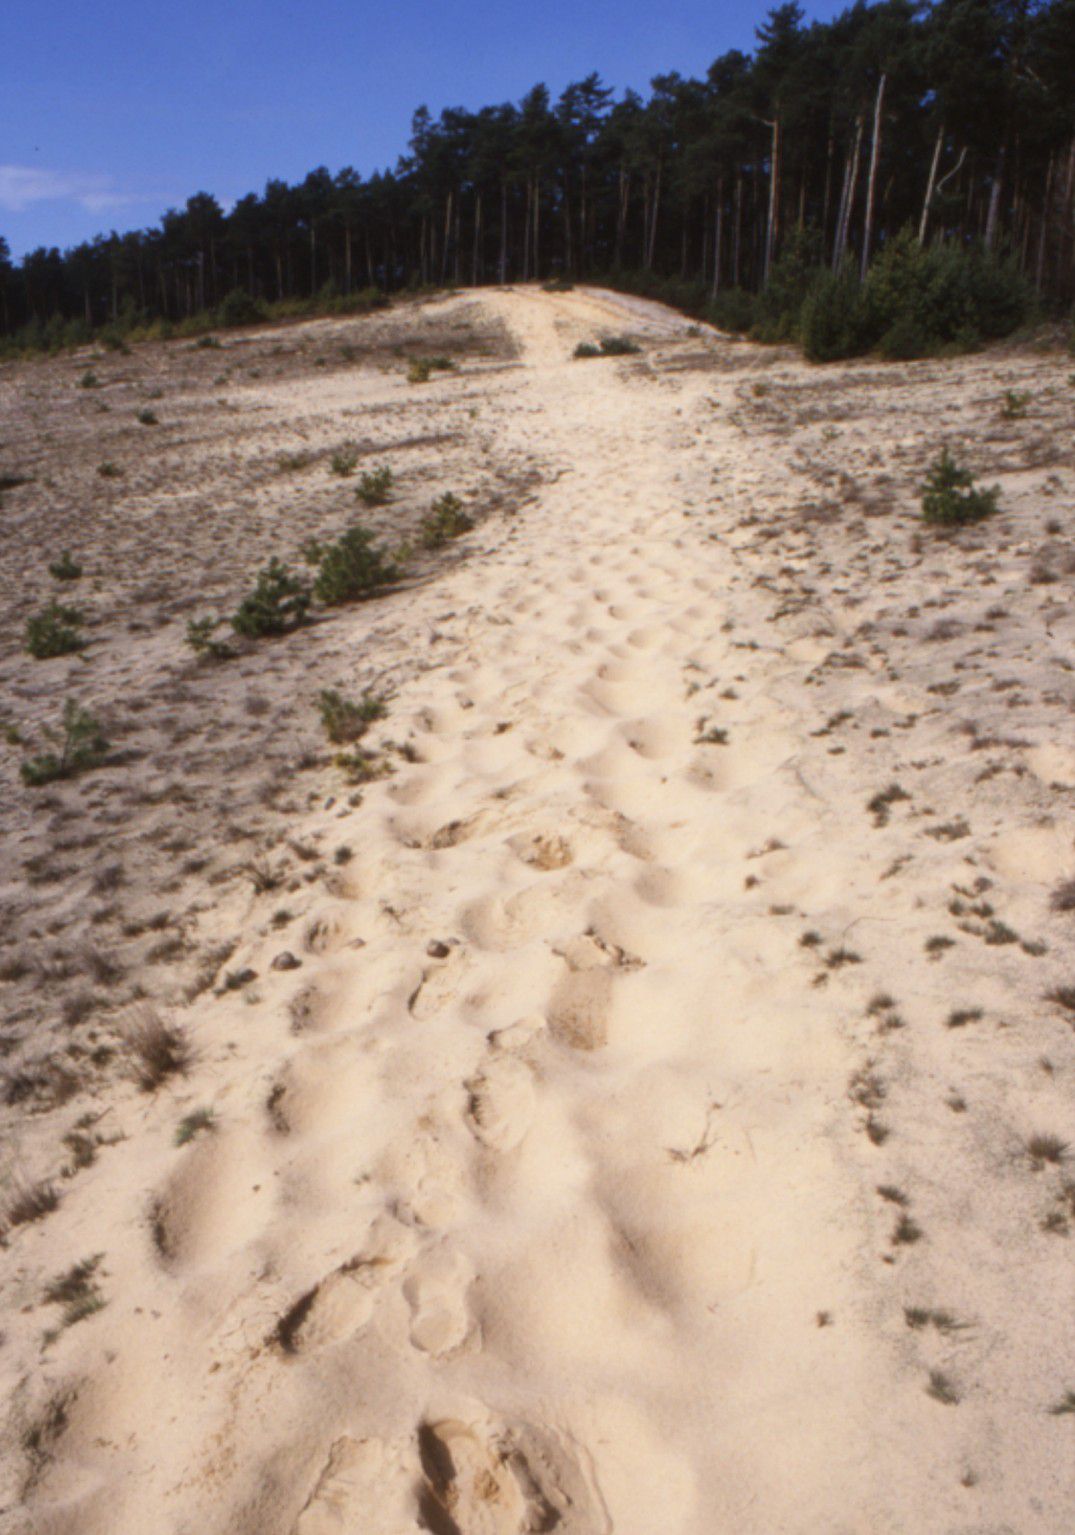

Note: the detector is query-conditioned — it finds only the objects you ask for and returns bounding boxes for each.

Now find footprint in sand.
[507,831,573,871]
[294,1435,418,1535]
[465,1056,536,1152]
[276,1215,418,1354]
[403,1242,475,1355]
[546,963,614,1051]
[418,1413,609,1535]
[409,942,470,1020]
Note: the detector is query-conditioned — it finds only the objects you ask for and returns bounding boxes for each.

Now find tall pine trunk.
[860,73,886,278]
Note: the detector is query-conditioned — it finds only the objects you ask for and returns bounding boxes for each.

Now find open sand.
[2,286,1074,1533]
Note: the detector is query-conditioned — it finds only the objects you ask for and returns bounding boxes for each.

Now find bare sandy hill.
[1,286,1074,1534]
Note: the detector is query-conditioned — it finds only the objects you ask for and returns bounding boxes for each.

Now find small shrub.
[277,450,312,473]
[1001,389,1030,419]
[21,700,108,786]
[136,408,158,426]
[25,602,85,659]
[48,551,82,582]
[97,461,122,478]
[3,1177,60,1232]
[419,492,473,550]
[78,370,99,389]
[185,616,233,661]
[175,1107,215,1146]
[543,277,575,292]
[125,1012,192,1090]
[313,527,398,606]
[330,444,359,477]
[232,559,311,638]
[573,341,601,359]
[194,334,221,349]
[598,334,641,356]
[921,450,999,526]
[217,288,266,328]
[800,270,866,362]
[356,464,393,506]
[407,358,432,383]
[317,688,387,745]
[335,747,391,784]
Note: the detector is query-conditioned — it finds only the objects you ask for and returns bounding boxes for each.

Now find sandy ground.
[2,286,1075,1534]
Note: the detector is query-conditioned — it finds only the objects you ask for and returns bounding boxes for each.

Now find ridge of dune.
[2,287,1074,1534]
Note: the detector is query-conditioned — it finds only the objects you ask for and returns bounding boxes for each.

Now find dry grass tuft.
[125,1011,193,1090]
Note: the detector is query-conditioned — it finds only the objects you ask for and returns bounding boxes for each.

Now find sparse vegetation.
[186,616,234,661]
[920,450,999,526]
[136,407,159,426]
[175,1107,216,1146]
[1027,1133,1069,1170]
[21,701,108,786]
[329,444,359,477]
[125,1012,192,1090]
[25,601,86,659]
[419,492,473,550]
[317,688,387,744]
[2,1176,60,1232]
[574,335,641,359]
[313,526,399,604]
[232,559,311,637]
[1000,389,1030,419]
[48,551,82,582]
[355,464,393,506]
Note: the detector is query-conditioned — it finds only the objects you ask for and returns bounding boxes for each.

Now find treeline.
[2,0,1074,357]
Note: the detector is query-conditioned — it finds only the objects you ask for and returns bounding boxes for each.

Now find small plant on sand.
[543,277,574,293]
[175,1107,216,1146]
[317,688,387,745]
[1049,1390,1075,1416]
[330,444,359,477]
[1000,389,1030,419]
[97,461,122,478]
[920,450,999,526]
[574,336,640,359]
[407,357,432,383]
[313,527,399,606]
[1026,1133,1069,1170]
[2,1177,60,1234]
[419,492,473,550]
[78,370,99,389]
[25,601,86,659]
[356,464,394,506]
[185,616,234,661]
[334,746,392,784]
[21,701,108,787]
[48,551,82,582]
[277,449,312,473]
[194,334,221,349]
[125,1012,192,1090]
[573,341,601,359]
[136,407,159,426]
[44,1255,105,1331]
[232,559,311,638]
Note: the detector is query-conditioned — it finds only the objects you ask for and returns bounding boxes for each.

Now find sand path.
[7,288,1075,1535]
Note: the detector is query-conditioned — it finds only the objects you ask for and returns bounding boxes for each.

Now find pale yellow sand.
[3,288,1075,1534]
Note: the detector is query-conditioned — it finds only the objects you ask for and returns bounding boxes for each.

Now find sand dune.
[2,287,1075,1533]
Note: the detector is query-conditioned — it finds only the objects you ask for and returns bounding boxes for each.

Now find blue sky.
[1,0,841,258]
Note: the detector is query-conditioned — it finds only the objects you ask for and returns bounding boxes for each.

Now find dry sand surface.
[1,285,1074,1534]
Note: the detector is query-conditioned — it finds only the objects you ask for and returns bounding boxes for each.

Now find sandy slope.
[3,288,1075,1534]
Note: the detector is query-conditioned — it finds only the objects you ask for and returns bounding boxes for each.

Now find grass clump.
[78,370,99,389]
[574,335,641,359]
[44,1255,106,1331]
[329,444,359,477]
[97,461,122,478]
[921,450,999,526]
[317,688,387,745]
[356,464,393,506]
[136,407,158,426]
[419,492,473,550]
[232,559,311,638]
[21,701,108,787]
[175,1107,215,1146]
[1001,389,1030,419]
[48,551,82,582]
[313,527,399,606]
[185,616,234,661]
[25,601,86,659]
[125,1012,192,1090]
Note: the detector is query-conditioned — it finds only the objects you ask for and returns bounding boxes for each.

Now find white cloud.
[0,165,135,215]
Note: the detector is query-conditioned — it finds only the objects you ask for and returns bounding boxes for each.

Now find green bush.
[920,449,999,525]
[317,688,387,744]
[25,602,86,658]
[78,370,99,389]
[356,464,393,506]
[49,551,83,582]
[313,527,399,605]
[800,271,867,362]
[419,493,474,550]
[861,231,1031,356]
[705,288,757,333]
[186,616,234,660]
[217,289,266,328]
[21,701,108,786]
[753,230,824,342]
[598,334,640,356]
[330,445,359,477]
[232,559,311,637]
[573,341,601,359]
[136,408,158,426]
